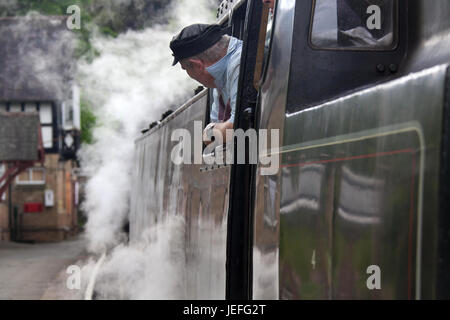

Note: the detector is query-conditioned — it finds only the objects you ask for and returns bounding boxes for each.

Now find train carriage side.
[252,0,450,299]
[131,90,232,299]
[130,0,253,299]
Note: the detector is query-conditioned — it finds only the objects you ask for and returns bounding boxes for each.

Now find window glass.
[25,103,38,113]
[39,103,53,124]
[16,168,46,185]
[10,103,21,112]
[62,101,74,130]
[17,170,30,182]
[32,169,45,182]
[311,0,396,49]
[42,127,53,149]
[262,7,274,71]
[254,1,276,89]
[0,103,6,112]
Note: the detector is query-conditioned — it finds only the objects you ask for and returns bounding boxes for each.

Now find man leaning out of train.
[170,23,242,145]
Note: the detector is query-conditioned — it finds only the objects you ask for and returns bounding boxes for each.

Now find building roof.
[0,15,75,102]
[0,112,40,161]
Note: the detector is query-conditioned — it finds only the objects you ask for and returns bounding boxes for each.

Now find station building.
[0,15,81,242]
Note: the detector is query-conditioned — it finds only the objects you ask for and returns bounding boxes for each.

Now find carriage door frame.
[225,0,265,300]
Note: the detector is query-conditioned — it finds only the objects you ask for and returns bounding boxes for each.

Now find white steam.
[0,12,75,101]
[85,215,187,299]
[78,0,217,299]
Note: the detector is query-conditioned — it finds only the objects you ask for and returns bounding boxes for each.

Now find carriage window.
[311,0,396,50]
[253,1,276,89]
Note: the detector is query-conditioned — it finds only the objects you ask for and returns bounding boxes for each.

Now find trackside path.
[0,236,86,300]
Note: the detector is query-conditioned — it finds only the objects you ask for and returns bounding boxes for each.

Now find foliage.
[80,96,96,145]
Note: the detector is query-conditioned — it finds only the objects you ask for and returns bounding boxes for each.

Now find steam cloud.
[0,12,76,102]
[78,0,217,299]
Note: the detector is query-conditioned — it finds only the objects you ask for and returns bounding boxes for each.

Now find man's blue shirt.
[206,36,242,124]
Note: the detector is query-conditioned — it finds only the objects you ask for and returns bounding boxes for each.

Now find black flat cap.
[170,24,224,66]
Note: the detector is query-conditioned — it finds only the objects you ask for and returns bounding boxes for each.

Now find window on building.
[62,101,74,130]
[9,102,22,112]
[42,127,54,149]
[310,0,397,50]
[1,101,56,150]
[62,85,81,130]
[39,102,55,150]
[24,102,38,113]
[39,103,53,124]
[16,167,46,185]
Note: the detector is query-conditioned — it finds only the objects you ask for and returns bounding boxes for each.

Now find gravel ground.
[0,236,87,300]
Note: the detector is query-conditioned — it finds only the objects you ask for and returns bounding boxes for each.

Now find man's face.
[180,59,216,88]
[263,0,275,10]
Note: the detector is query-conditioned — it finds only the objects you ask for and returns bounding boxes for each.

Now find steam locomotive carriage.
[130,0,450,299]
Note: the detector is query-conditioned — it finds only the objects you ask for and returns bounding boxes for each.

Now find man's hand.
[203,121,234,146]
[203,122,216,145]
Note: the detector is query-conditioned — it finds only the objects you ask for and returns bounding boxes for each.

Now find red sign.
[24,202,43,213]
